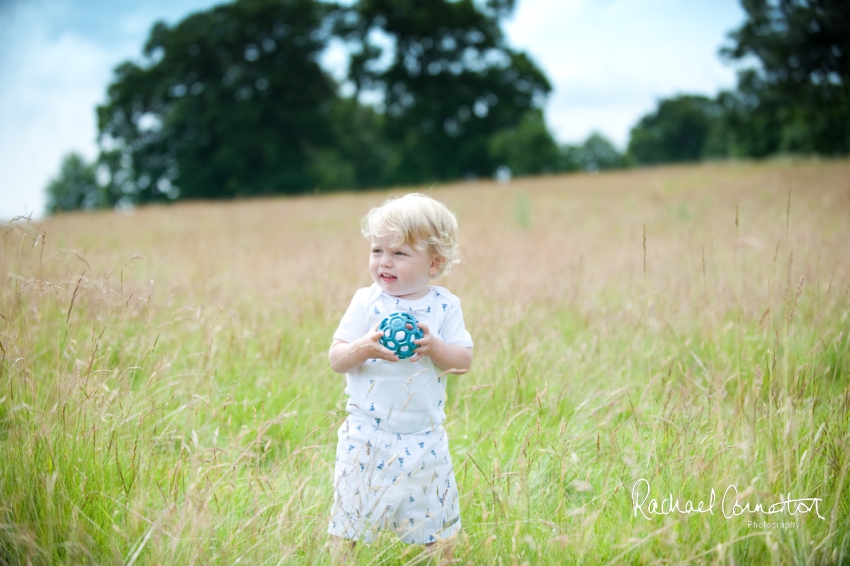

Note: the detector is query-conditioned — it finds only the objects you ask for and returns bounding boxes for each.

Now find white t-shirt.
[333,283,474,434]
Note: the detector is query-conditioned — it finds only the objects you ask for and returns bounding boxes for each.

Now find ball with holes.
[378,312,424,359]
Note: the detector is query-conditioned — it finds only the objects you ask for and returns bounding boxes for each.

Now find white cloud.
[0,0,218,220]
[503,0,745,147]
[0,2,117,219]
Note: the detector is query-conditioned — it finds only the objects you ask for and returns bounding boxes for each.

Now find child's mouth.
[381,273,397,281]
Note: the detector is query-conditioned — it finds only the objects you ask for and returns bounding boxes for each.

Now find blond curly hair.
[361,193,460,278]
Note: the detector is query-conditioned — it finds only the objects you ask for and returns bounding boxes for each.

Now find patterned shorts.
[328,415,461,544]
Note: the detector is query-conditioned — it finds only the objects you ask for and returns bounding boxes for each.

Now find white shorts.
[328,416,461,544]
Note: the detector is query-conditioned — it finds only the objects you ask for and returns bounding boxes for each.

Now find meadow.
[1,160,848,565]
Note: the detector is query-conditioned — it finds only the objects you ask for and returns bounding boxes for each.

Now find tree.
[45,153,104,214]
[323,96,395,189]
[720,0,850,155]
[487,110,560,177]
[724,0,850,91]
[700,73,789,158]
[97,0,353,203]
[337,0,552,184]
[627,95,721,164]
[91,0,558,205]
[562,133,625,172]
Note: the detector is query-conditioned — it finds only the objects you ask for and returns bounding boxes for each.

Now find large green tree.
[719,0,850,155]
[81,0,561,209]
[627,95,721,164]
[337,0,554,183]
[725,0,850,90]
[97,0,352,203]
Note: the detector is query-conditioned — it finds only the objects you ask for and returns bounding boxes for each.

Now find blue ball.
[379,312,423,359]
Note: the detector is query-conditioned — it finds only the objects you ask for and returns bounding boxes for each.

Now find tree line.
[47,0,850,213]
[628,0,850,165]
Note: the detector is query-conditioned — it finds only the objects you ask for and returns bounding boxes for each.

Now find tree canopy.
[563,133,626,172]
[338,0,553,184]
[627,1,850,166]
[97,0,345,204]
[717,0,850,155]
[627,95,720,164]
[723,0,850,91]
[487,110,560,176]
[88,0,556,208]
[45,153,104,214]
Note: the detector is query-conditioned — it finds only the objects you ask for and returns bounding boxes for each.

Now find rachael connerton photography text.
[631,478,826,521]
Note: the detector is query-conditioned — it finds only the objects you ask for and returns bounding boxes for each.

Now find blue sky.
[0,0,746,220]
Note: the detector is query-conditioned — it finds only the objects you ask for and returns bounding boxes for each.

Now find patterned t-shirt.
[333,284,474,434]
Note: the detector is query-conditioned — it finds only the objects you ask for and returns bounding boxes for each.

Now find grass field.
[1,160,849,565]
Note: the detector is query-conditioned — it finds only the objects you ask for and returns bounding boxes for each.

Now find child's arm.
[328,326,399,374]
[409,323,473,375]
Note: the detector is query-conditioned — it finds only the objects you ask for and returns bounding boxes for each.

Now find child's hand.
[328,325,399,373]
[408,323,473,374]
[409,322,439,363]
[364,324,400,362]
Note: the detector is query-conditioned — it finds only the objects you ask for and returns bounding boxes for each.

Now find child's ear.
[429,255,445,277]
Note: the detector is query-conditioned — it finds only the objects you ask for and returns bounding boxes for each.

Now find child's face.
[369,232,441,300]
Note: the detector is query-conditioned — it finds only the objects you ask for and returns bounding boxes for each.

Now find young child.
[327,193,473,554]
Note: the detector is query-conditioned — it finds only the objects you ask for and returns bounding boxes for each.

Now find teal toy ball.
[379,312,423,359]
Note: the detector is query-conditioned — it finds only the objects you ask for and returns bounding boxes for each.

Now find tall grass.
[1,160,848,564]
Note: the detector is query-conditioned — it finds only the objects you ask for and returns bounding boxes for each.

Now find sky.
[0,0,746,220]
